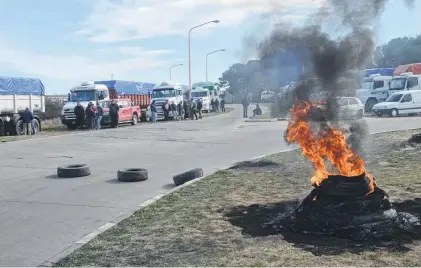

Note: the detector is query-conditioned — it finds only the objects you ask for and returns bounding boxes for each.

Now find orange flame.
[286,100,375,194]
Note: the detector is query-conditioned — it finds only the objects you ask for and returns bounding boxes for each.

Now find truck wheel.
[32,119,40,134]
[117,168,148,182]
[57,164,91,178]
[365,99,377,113]
[390,109,399,117]
[131,114,138,125]
[173,168,203,186]
[15,120,24,135]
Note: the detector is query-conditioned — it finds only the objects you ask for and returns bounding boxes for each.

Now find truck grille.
[63,109,76,119]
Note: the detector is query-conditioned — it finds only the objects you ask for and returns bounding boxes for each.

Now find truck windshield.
[152,89,176,98]
[385,94,403,102]
[70,90,96,101]
[192,91,208,97]
[390,78,406,90]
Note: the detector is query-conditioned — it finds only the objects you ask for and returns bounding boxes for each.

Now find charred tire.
[390,108,399,117]
[318,174,370,197]
[57,164,91,178]
[131,114,138,125]
[117,168,148,182]
[173,168,204,186]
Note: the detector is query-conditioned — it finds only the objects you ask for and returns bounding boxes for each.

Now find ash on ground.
[226,184,421,251]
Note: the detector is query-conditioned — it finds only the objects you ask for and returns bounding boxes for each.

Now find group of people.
[74,100,120,130]
[241,96,262,118]
[149,98,226,122]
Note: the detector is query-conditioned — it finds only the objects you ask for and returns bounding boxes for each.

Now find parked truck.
[61,80,154,129]
[0,76,45,136]
[150,82,188,118]
[191,87,212,112]
[192,82,220,102]
[356,74,393,112]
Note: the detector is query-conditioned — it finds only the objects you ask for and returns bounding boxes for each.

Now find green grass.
[55,130,421,266]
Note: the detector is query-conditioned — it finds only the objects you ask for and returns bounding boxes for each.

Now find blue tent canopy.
[0,76,45,95]
[94,80,155,95]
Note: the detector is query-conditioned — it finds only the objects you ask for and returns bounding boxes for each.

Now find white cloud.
[0,45,176,81]
[76,0,324,42]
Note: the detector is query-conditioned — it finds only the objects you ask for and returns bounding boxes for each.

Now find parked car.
[372,90,421,117]
[99,98,141,126]
[309,94,364,120]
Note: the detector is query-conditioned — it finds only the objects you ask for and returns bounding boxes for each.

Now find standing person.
[109,100,120,128]
[210,99,215,112]
[21,107,34,135]
[183,100,189,119]
[190,99,198,120]
[150,100,157,123]
[171,101,177,119]
[85,102,96,130]
[241,96,249,118]
[162,100,170,121]
[221,98,226,112]
[197,99,203,119]
[215,99,220,112]
[177,100,183,120]
[95,102,103,129]
[74,102,85,130]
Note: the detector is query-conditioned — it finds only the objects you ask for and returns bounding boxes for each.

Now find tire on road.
[173,168,203,186]
[57,164,91,178]
[117,168,148,182]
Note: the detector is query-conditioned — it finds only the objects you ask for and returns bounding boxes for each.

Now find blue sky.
[0,0,420,94]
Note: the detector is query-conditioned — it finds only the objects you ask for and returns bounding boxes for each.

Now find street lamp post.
[188,20,220,100]
[206,49,225,81]
[169,63,183,81]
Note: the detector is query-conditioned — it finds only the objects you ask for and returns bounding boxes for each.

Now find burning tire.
[57,164,91,178]
[173,168,203,186]
[317,174,371,197]
[117,168,148,182]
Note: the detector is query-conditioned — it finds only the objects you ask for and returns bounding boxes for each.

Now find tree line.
[219,34,421,96]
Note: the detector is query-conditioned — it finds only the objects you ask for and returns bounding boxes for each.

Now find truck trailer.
[0,76,45,136]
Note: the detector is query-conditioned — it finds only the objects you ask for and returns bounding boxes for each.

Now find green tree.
[373,35,421,67]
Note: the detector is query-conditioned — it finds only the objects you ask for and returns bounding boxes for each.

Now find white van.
[372,90,421,117]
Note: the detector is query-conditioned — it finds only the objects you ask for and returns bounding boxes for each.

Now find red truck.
[393,63,421,76]
[100,98,141,126]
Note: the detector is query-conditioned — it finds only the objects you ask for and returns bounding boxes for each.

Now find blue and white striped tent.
[0,76,45,95]
[94,80,156,95]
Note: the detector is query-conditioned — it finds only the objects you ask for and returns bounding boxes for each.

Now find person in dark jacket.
[241,96,249,118]
[171,101,177,119]
[150,100,157,122]
[162,100,169,120]
[197,99,203,119]
[109,100,120,128]
[215,99,220,112]
[177,101,183,120]
[22,107,34,135]
[210,99,215,112]
[190,99,198,120]
[183,100,189,119]
[253,104,262,117]
[85,102,96,130]
[221,99,226,112]
[74,102,85,130]
[95,102,104,129]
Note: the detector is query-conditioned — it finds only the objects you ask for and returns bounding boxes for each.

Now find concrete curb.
[244,118,277,122]
[41,127,421,266]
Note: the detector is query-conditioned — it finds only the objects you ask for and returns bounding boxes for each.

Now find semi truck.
[192,82,220,102]
[0,76,45,136]
[191,87,212,112]
[61,80,154,129]
[150,82,188,117]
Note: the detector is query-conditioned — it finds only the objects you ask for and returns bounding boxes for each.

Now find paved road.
[1,105,421,266]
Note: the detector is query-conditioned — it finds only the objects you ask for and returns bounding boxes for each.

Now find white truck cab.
[192,82,220,103]
[61,81,109,129]
[151,82,187,117]
[372,90,421,117]
[356,74,392,112]
[191,87,212,112]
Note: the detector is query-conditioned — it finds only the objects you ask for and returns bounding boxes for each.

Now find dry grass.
[55,129,421,267]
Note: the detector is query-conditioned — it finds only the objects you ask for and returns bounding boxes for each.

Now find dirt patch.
[229,159,282,173]
[55,129,421,267]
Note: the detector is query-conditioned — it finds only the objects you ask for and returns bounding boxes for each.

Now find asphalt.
[1,105,421,266]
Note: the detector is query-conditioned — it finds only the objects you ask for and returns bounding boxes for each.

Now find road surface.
[0,105,421,266]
